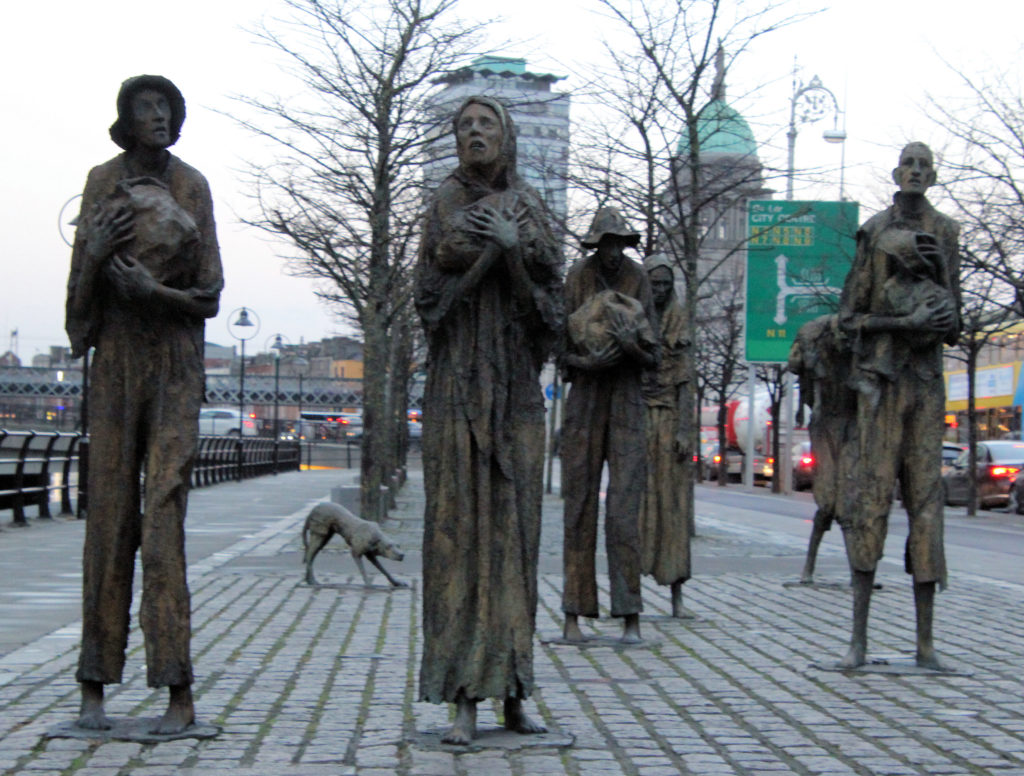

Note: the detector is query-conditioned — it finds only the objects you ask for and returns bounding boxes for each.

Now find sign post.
[745,200,858,363]
[745,200,858,491]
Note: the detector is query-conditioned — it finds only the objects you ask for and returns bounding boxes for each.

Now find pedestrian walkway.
[2,465,1024,775]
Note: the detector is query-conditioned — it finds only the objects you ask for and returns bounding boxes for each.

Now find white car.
[198,408,258,437]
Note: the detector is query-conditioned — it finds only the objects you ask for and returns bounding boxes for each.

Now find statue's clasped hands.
[467,203,529,251]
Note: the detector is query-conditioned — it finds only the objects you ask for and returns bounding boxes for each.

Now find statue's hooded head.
[109,75,186,151]
[452,95,519,187]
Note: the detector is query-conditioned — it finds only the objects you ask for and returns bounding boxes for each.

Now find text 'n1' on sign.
[744,200,858,363]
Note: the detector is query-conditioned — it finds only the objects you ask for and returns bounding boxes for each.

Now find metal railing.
[0,430,83,525]
[0,430,301,525]
[193,436,302,487]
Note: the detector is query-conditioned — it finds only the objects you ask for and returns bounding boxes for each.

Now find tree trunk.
[360,304,390,522]
[716,399,729,488]
[966,340,979,518]
[770,391,783,494]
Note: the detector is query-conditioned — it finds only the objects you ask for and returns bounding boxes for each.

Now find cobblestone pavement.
[2,465,1024,775]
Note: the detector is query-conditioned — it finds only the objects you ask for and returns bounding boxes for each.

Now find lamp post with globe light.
[776,66,846,495]
[266,333,291,473]
[228,307,259,479]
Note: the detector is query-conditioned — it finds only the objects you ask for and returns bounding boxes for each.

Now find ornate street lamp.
[785,71,844,201]
[266,333,289,473]
[227,307,259,479]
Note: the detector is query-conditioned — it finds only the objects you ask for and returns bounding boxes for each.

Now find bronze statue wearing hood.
[415,96,563,745]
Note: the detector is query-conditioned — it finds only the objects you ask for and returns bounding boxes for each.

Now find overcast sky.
[2,0,1016,361]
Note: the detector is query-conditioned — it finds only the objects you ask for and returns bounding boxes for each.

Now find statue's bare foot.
[151,685,194,735]
[916,648,949,672]
[504,697,546,735]
[837,644,866,669]
[77,681,111,730]
[441,696,476,745]
[621,613,642,644]
[562,614,586,642]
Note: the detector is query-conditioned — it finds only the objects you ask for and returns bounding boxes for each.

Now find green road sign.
[745,200,859,362]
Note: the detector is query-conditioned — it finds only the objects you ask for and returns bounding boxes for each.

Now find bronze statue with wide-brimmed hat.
[65,74,223,735]
[561,207,656,644]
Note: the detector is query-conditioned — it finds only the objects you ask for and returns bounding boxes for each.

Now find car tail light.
[801,454,814,467]
[243,419,255,429]
[990,465,1020,478]
[713,454,721,464]
[339,418,350,425]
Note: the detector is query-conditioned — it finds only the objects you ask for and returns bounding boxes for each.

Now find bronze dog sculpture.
[301,502,407,588]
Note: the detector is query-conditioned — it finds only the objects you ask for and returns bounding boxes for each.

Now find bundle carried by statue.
[567,289,657,359]
[99,176,200,285]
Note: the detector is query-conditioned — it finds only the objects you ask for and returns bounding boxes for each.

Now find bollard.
[378,484,389,523]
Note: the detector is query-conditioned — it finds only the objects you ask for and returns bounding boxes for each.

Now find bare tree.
[232,0,484,518]
[696,263,747,486]
[944,258,1019,516]
[568,0,807,487]
[928,62,1024,304]
[926,61,1024,515]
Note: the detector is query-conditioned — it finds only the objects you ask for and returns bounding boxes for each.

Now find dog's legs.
[353,552,373,586]
[368,553,409,588]
[305,532,331,585]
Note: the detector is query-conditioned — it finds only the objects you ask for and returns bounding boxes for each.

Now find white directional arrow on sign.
[774,254,842,325]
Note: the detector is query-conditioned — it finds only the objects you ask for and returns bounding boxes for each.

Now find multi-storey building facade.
[423,56,571,227]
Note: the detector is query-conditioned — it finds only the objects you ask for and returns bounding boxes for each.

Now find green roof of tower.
[470,56,527,75]
[676,99,758,158]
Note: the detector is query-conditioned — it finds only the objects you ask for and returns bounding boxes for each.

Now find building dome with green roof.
[676,99,758,158]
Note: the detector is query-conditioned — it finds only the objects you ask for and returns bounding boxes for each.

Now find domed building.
[660,49,772,297]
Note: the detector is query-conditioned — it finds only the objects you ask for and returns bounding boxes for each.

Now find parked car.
[792,441,815,491]
[198,407,258,437]
[942,440,1024,509]
[941,441,966,475]
[337,412,363,440]
[699,440,720,480]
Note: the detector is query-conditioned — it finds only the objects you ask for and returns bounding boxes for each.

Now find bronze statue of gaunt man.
[415,96,563,745]
[836,142,959,669]
[561,208,657,644]
[66,75,223,733]
[787,314,852,585]
[639,254,692,616]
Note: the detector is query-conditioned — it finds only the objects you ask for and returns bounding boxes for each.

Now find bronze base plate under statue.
[410,726,574,753]
[810,655,972,677]
[643,611,696,622]
[46,717,220,744]
[782,579,884,591]
[539,634,662,648]
[304,580,408,592]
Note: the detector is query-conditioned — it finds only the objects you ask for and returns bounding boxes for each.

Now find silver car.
[198,408,258,437]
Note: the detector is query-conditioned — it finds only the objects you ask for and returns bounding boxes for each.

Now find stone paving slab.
[2,467,1024,774]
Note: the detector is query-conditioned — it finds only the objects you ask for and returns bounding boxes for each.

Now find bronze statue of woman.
[415,96,563,744]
